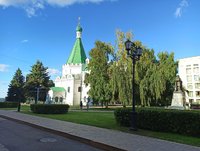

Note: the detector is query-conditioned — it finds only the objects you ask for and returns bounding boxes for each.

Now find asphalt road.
[0,117,102,151]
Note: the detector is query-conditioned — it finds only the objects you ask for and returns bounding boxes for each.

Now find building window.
[186,65,191,67]
[189,99,194,104]
[196,99,200,104]
[194,75,199,82]
[196,91,200,97]
[187,75,192,82]
[60,97,63,103]
[193,64,199,67]
[186,68,191,74]
[187,83,193,89]
[193,67,199,74]
[68,87,70,93]
[188,91,193,97]
[195,83,200,89]
[55,97,59,103]
[78,87,82,92]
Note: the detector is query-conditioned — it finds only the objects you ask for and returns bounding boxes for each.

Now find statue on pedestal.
[170,75,185,109]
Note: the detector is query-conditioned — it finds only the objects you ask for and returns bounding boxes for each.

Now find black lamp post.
[125,39,142,130]
[14,93,21,112]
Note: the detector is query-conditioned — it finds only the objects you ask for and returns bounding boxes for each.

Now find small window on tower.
[68,87,70,93]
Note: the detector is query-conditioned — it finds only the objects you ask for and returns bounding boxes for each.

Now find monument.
[170,75,185,109]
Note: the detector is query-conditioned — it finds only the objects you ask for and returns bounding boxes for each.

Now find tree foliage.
[6,68,26,103]
[137,51,177,106]
[85,30,177,107]
[85,41,113,107]
[109,30,133,106]
[25,60,54,102]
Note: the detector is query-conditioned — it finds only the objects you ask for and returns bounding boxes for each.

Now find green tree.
[25,60,54,103]
[109,30,139,107]
[137,51,177,106]
[156,52,177,106]
[110,31,177,107]
[85,41,113,107]
[6,68,25,103]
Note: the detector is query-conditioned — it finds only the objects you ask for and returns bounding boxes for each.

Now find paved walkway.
[0,110,199,151]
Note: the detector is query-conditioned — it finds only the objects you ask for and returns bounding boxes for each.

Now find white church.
[46,21,90,106]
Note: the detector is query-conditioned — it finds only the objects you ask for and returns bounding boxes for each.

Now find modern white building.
[46,22,90,106]
[178,56,200,104]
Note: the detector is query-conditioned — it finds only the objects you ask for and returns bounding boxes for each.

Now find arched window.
[55,97,58,103]
[60,97,63,103]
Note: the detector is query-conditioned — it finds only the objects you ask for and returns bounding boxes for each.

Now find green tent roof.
[51,87,66,92]
[67,24,87,64]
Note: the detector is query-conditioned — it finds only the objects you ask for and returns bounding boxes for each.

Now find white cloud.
[0,0,29,7]
[175,0,188,18]
[47,68,60,76]
[46,0,103,7]
[0,64,9,72]
[21,39,29,43]
[0,0,113,17]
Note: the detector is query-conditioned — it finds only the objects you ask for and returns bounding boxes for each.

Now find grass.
[1,105,200,147]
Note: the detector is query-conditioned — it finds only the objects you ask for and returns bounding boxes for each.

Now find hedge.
[30,104,70,114]
[114,108,200,137]
[0,102,18,108]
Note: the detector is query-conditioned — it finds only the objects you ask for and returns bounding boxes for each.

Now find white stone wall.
[52,63,90,106]
[62,64,82,76]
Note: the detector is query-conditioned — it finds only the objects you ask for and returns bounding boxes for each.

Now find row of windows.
[189,99,200,104]
[187,83,200,89]
[186,64,199,67]
[187,75,199,82]
[188,91,200,97]
[186,67,199,74]
[67,87,82,93]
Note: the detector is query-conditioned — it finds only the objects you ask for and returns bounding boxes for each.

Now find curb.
[0,115,125,151]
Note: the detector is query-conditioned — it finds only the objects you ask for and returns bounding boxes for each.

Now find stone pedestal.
[170,75,185,110]
[171,92,185,109]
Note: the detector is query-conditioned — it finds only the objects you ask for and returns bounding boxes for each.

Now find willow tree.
[156,52,177,106]
[137,51,177,106]
[85,41,114,107]
[109,30,134,106]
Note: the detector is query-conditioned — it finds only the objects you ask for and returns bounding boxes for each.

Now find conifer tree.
[6,68,25,103]
[25,60,54,103]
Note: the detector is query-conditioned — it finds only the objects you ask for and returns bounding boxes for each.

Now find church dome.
[76,24,82,32]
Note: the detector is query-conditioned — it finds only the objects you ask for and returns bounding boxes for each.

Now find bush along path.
[114,107,200,137]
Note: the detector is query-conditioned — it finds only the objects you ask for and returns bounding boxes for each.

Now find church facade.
[46,22,90,106]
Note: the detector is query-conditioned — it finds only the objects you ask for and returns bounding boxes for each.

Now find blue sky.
[0,0,200,98]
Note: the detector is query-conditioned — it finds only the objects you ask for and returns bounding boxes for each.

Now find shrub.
[30,104,70,114]
[114,107,131,126]
[114,107,200,137]
[0,102,18,108]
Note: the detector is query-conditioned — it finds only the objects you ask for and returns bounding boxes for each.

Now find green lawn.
[2,105,200,147]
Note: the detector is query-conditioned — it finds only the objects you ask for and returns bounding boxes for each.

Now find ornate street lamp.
[125,39,142,130]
